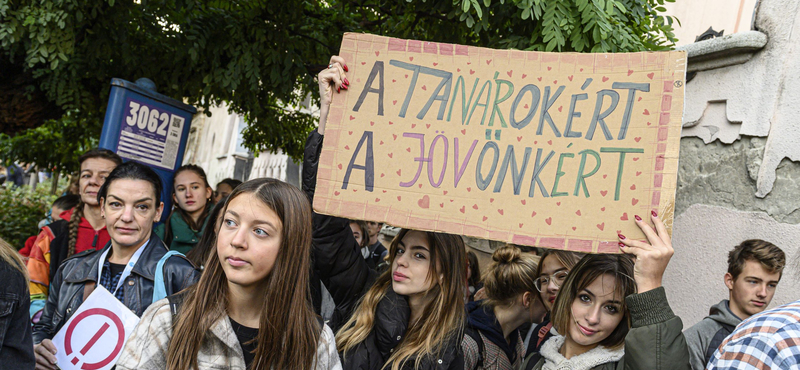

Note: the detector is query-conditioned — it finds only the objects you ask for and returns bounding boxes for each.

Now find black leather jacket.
[32,233,200,343]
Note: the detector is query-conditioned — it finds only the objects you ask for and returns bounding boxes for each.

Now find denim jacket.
[32,233,200,343]
[0,259,35,368]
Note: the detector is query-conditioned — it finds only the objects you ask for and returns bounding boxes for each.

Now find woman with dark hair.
[32,161,200,370]
[26,149,122,317]
[520,214,690,370]
[116,179,340,370]
[156,164,214,254]
[307,56,467,370]
[215,178,242,203]
[0,237,35,369]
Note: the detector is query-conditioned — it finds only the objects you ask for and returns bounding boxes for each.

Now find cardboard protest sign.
[52,286,140,370]
[314,33,686,253]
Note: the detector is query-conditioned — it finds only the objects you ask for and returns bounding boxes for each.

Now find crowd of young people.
[0,54,796,370]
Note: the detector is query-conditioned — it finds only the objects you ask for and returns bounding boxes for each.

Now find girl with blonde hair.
[306,56,468,370]
[0,237,34,368]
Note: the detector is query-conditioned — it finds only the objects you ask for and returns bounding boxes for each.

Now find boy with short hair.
[684,239,785,370]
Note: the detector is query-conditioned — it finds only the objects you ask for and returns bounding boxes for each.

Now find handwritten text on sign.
[315,33,686,253]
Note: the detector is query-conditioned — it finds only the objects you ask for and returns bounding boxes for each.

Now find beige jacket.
[116,298,342,370]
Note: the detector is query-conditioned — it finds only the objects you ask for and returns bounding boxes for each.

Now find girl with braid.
[155,164,214,254]
[26,149,122,314]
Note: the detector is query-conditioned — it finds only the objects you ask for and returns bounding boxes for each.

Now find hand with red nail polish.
[316,55,348,135]
[618,212,672,293]
[651,210,658,217]
[634,215,642,222]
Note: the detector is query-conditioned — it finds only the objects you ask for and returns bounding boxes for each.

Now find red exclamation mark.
[70,322,110,365]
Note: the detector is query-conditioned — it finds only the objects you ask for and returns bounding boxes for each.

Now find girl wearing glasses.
[525,250,584,355]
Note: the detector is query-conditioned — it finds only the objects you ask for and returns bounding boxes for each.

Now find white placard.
[52,285,140,370]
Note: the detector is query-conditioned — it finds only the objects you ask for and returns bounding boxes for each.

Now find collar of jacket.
[211,315,247,355]
[61,232,169,284]
[168,210,211,243]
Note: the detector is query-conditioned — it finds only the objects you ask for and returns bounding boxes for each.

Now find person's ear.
[205,186,213,201]
[172,192,179,204]
[155,201,165,221]
[724,272,735,291]
[522,291,533,308]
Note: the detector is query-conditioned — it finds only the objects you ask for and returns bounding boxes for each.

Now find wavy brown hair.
[336,229,467,370]
[551,254,636,350]
[167,178,321,370]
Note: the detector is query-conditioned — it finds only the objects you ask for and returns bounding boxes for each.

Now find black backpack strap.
[463,327,485,370]
[166,291,188,325]
[705,322,736,365]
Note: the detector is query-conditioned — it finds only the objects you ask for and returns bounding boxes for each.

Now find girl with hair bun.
[462,246,546,370]
[156,164,214,254]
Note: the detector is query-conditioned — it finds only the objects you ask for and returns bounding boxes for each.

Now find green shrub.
[0,182,59,250]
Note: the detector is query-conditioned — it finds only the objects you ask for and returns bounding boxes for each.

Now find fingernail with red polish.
[344,78,350,85]
[619,242,626,248]
[342,84,348,90]
[651,210,657,217]
[343,64,349,72]
[618,234,626,240]
[337,86,340,93]
[634,215,642,221]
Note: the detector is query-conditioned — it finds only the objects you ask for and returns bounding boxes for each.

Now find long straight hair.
[164,165,213,244]
[550,254,636,350]
[167,178,321,370]
[336,229,468,370]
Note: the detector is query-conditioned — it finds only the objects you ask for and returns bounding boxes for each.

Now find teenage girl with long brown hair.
[306,56,468,370]
[155,164,214,254]
[117,179,340,370]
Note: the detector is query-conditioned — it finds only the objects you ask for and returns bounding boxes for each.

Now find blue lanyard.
[96,239,149,295]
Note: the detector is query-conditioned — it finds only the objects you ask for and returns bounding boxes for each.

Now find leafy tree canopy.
[0,0,677,168]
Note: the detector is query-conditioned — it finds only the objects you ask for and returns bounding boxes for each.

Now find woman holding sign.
[32,162,200,370]
[519,214,690,370]
[116,178,341,370]
[307,56,467,370]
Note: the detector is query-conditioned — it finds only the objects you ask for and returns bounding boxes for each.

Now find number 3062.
[125,101,169,136]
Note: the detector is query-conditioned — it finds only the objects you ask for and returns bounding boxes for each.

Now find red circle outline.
[63,308,126,370]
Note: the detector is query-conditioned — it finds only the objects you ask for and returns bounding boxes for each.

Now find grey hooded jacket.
[683,299,742,370]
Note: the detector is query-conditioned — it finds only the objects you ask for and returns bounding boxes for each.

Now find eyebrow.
[177,182,203,187]
[108,194,153,203]
[398,241,430,252]
[583,288,623,305]
[225,210,278,229]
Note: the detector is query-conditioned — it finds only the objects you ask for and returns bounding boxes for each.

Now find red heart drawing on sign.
[370,121,374,126]
[556,202,561,206]
[568,75,573,81]
[531,211,537,217]
[575,210,581,216]
[572,227,577,231]
[498,209,504,215]
[467,187,472,192]
[547,66,552,71]
[537,77,542,81]
[636,171,642,176]
[433,62,438,66]
[517,136,522,142]
[647,72,654,79]
[596,223,605,231]
[397,196,402,201]
[470,69,475,75]
[489,198,494,203]
[643,109,650,115]
[600,207,606,211]
[634,137,641,142]
[344,145,350,150]
[421,85,427,90]
[460,206,466,213]
[630,184,636,190]
[483,216,488,221]
[521,200,526,205]
[507,70,513,77]
[349,115,355,120]
[519,223,524,228]
[486,59,492,65]
[632,198,639,205]
[380,173,385,177]
[522,74,527,79]
[472,204,479,210]
[392,134,397,140]
[545,217,552,225]
[337,164,342,169]
[375,198,381,202]
[439,203,444,208]
[627,69,634,76]
[375,51,380,56]
[600,190,608,197]
[334,191,340,196]
[443,190,448,195]
[632,157,639,161]
[620,213,628,221]
[388,153,393,158]
[418,184,422,188]
[602,76,609,82]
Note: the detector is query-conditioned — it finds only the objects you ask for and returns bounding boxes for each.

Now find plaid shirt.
[707,299,800,369]
[98,260,125,302]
